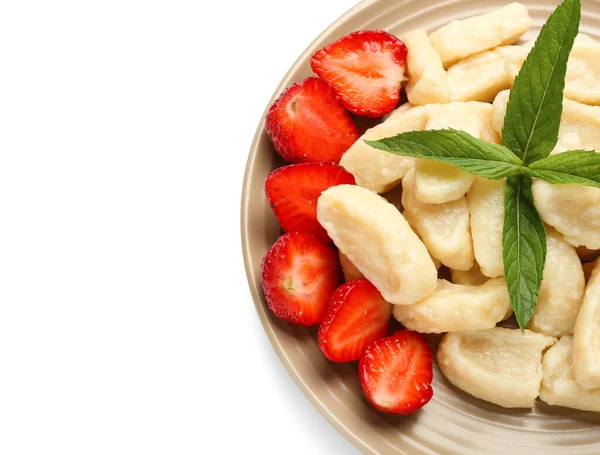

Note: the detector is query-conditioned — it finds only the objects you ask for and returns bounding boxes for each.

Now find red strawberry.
[318,279,392,362]
[265,77,359,164]
[359,330,433,414]
[311,30,408,118]
[261,232,342,326]
[265,162,355,242]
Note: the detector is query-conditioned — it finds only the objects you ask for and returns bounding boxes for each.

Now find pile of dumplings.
[317,3,600,411]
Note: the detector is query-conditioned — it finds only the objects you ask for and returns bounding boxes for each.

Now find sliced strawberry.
[265,77,359,164]
[318,279,392,362]
[359,330,433,414]
[265,162,355,242]
[311,30,408,118]
[261,232,342,326]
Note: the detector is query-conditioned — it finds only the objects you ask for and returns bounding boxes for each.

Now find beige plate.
[241,0,600,453]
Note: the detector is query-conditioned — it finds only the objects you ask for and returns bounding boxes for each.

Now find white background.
[0,0,361,454]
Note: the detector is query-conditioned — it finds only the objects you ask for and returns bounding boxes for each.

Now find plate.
[241,1,600,453]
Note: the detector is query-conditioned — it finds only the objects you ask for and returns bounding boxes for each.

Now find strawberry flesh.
[311,30,408,118]
[261,232,342,326]
[265,77,359,164]
[318,279,392,362]
[265,162,355,242]
[359,330,433,414]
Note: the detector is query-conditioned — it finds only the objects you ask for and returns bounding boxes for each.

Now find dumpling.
[527,228,585,337]
[429,3,532,68]
[437,328,555,408]
[401,29,451,106]
[339,104,427,193]
[467,177,505,278]
[392,278,510,333]
[402,168,474,271]
[572,260,600,389]
[317,184,437,305]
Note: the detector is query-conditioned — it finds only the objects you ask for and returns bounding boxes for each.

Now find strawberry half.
[265,77,359,164]
[359,330,433,414]
[318,279,392,362]
[261,232,342,326]
[311,30,408,118]
[265,162,355,242]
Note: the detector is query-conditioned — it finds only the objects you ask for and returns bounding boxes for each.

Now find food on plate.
[310,30,408,117]
[392,278,511,333]
[261,232,341,326]
[436,328,556,408]
[491,89,510,136]
[338,251,364,282]
[532,181,600,249]
[492,90,600,154]
[412,102,499,204]
[265,162,355,242]
[402,169,474,271]
[508,34,600,105]
[466,177,505,278]
[540,336,600,412]
[359,331,433,414]
[527,228,585,337]
[451,263,488,286]
[447,45,529,102]
[339,104,426,193]
[429,2,532,68]
[259,0,600,417]
[572,260,600,390]
[565,34,600,105]
[316,184,437,305]
[401,29,451,105]
[318,279,392,362]
[265,77,358,163]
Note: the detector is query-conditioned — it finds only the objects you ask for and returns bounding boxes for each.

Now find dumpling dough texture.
[429,3,532,68]
[492,91,600,154]
[540,336,600,412]
[451,263,488,286]
[448,45,529,102]
[533,180,600,249]
[401,29,451,106]
[527,228,585,337]
[437,328,555,408]
[402,168,474,271]
[392,278,511,333]
[339,104,427,193]
[467,177,505,278]
[317,184,437,305]
[413,102,500,204]
[572,260,600,390]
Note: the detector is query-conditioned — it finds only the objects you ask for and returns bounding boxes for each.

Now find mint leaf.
[365,129,522,179]
[527,150,600,189]
[502,175,547,330]
[502,0,580,165]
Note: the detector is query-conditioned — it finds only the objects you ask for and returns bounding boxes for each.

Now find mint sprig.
[366,0,599,329]
[365,130,521,179]
[502,175,546,327]
[502,0,581,164]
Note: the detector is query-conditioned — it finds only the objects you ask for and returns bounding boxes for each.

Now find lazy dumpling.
[317,184,437,305]
[392,278,510,333]
[437,328,555,408]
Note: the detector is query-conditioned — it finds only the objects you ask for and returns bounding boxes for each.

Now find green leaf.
[502,175,547,330]
[365,129,522,179]
[502,0,580,165]
[526,150,600,189]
